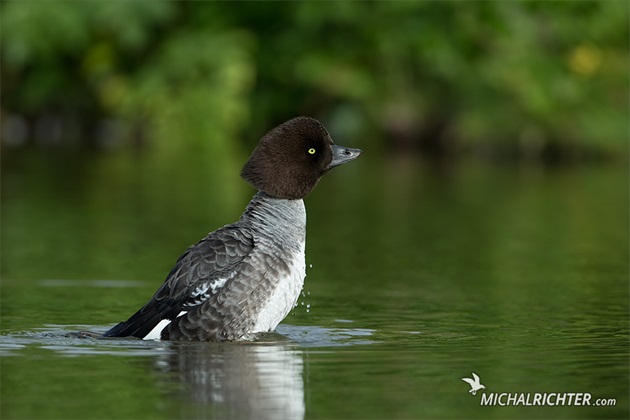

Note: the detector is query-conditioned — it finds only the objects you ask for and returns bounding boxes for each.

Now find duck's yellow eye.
[308,148,316,155]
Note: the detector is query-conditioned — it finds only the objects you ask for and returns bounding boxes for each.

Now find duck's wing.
[103,224,254,339]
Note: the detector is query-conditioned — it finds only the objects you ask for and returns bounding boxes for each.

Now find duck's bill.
[328,145,363,169]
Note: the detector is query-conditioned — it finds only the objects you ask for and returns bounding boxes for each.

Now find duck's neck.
[241,192,306,246]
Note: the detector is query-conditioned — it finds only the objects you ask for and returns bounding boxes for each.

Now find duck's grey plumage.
[103,193,306,341]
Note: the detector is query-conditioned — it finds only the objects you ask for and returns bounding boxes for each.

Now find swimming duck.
[103,116,362,341]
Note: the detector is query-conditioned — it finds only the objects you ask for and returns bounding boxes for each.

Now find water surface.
[1,151,628,419]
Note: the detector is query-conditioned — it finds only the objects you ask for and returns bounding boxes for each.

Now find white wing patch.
[191,282,211,298]
[210,271,236,292]
[143,311,187,341]
[184,271,238,308]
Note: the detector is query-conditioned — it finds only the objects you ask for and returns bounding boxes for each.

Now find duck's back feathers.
[103,225,254,340]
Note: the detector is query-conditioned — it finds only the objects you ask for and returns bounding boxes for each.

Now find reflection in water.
[0,324,375,419]
[157,341,305,420]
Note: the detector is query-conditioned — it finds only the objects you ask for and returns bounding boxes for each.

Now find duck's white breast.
[251,241,305,333]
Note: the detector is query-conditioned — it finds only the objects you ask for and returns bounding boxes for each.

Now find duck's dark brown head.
[241,117,362,199]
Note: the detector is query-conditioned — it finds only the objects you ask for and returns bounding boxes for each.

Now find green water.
[1,150,628,419]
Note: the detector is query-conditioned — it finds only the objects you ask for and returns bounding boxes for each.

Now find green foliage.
[2,1,173,111]
[1,0,627,161]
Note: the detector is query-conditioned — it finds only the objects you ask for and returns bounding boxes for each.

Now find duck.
[103,116,362,341]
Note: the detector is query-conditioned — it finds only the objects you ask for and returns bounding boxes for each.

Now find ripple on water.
[0,323,375,357]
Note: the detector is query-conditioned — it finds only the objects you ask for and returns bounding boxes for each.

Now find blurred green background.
[1,0,628,162]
